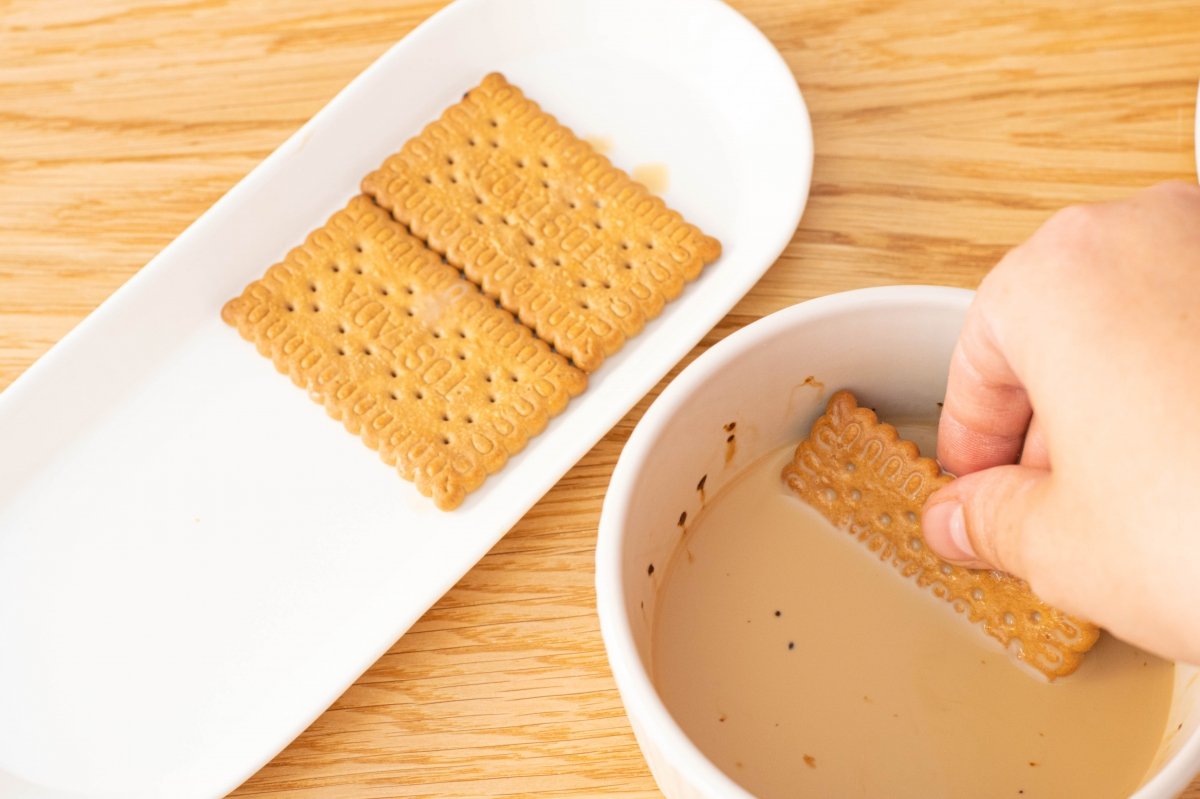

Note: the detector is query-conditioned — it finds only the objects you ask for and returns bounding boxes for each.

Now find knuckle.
[1152,178,1197,197]
[1040,203,1101,246]
[1154,179,1200,210]
[984,204,1103,293]
[1014,202,1111,285]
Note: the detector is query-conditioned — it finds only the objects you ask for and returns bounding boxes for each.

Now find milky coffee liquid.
[652,442,1173,799]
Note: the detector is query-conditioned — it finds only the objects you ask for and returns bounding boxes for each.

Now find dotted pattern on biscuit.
[782,390,1100,680]
[362,72,722,373]
[222,195,587,510]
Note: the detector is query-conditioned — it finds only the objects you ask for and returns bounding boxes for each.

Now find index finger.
[937,293,1033,476]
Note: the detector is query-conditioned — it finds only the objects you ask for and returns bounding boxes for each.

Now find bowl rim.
[595,285,976,797]
[595,284,1200,798]
[597,282,1200,798]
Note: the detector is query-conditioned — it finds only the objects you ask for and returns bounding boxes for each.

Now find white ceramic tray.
[0,1,811,796]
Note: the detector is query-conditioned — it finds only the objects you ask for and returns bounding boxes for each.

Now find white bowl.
[595,285,1200,799]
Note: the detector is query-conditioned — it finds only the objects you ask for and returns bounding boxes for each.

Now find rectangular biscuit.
[362,72,722,372]
[782,390,1100,679]
[222,195,587,510]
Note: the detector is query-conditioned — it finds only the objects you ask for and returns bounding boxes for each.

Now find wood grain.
[1,0,1198,796]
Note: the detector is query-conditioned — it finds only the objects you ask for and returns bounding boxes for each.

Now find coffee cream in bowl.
[654,431,1168,797]
[596,287,1200,799]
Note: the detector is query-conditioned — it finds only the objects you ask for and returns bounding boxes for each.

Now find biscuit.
[362,72,722,372]
[222,196,587,510]
[782,390,1099,679]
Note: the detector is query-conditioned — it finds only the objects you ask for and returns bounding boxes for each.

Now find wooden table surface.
[3,0,1198,796]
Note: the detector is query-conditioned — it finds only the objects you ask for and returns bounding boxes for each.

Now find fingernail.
[946,504,976,560]
[923,501,976,562]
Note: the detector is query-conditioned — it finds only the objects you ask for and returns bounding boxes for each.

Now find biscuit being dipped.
[782,390,1099,679]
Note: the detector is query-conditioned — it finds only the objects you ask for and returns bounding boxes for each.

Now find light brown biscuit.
[222,195,587,510]
[782,390,1099,679]
[362,72,722,373]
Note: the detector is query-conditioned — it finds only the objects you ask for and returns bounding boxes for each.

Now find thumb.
[921,464,1054,578]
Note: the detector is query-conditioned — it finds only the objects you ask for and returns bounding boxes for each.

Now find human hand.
[921,181,1200,665]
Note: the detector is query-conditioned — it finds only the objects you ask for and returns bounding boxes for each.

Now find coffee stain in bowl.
[678,509,694,563]
[786,375,826,421]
